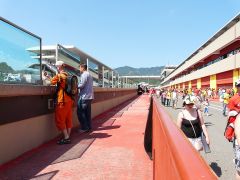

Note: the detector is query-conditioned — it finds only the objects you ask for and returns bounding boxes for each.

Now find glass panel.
[57,45,81,79]
[58,45,80,63]
[0,19,41,84]
[113,72,118,88]
[88,60,98,74]
[98,72,103,87]
[104,70,109,79]
[103,69,110,87]
[57,45,80,71]
[88,59,99,86]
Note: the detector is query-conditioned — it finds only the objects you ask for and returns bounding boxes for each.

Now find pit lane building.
[161,13,240,90]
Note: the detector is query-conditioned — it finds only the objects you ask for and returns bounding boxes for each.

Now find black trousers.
[77,99,92,130]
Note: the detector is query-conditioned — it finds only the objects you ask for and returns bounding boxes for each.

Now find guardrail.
[150,96,217,179]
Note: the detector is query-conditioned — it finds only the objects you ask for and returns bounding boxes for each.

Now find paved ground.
[0,95,152,180]
[160,97,235,180]
[2,94,233,179]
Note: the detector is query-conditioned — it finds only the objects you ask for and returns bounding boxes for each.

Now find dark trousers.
[223,103,227,116]
[163,97,166,105]
[77,99,92,130]
[166,99,170,106]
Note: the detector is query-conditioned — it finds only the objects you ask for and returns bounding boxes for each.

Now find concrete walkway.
[0,95,152,180]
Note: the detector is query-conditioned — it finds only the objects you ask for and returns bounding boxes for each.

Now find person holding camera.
[44,61,74,145]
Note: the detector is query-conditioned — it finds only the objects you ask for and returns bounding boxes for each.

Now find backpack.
[53,74,78,105]
[224,111,238,142]
[64,75,78,98]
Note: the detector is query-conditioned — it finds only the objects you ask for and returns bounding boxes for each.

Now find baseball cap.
[183,95,195,105]
[55,61,64,66]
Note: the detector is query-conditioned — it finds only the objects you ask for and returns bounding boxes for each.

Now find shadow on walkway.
[0,96,140,179]
[204,122,214,127]
[210,162,222,177]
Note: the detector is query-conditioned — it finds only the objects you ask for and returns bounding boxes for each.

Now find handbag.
[201,131,211,153]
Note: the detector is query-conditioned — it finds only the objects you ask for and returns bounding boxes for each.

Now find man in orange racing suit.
[45,60,74,145]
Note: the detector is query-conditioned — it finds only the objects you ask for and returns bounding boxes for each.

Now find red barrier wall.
[152,97,217,179]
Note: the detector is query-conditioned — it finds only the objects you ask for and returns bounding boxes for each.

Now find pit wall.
[0,85,137,165]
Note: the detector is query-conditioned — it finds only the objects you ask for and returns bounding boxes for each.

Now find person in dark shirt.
[177,95,210,151]
[137,85,143,95]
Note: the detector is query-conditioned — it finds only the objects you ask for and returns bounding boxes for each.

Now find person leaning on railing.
[177,95,210,152]
[44,60,74,145]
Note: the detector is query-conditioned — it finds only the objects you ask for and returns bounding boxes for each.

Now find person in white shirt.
[171,89,178,109]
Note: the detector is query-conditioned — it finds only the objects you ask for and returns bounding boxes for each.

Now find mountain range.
[114,66,164,76]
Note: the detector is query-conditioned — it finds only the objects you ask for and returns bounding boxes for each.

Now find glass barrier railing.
[0,18,41,84]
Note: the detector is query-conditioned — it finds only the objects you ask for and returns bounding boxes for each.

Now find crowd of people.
[157,87,237,116]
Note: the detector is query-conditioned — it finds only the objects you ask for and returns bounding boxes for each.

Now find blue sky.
[0,0,240,68]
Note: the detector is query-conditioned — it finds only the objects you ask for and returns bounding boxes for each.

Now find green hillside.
[115,66,164,85]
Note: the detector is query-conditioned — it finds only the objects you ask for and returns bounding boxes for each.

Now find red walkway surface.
[0,95,152,180]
